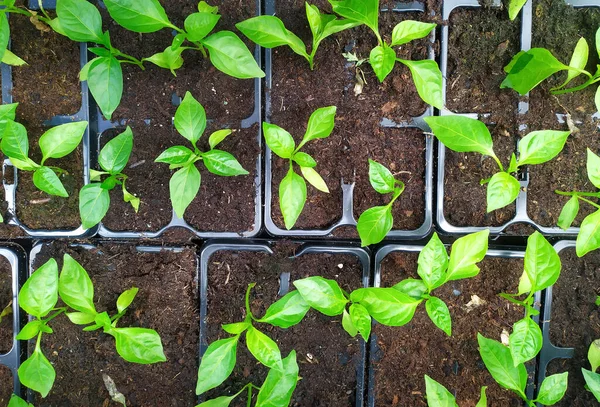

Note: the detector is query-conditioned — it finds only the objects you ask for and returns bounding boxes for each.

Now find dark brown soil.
[372,252,524,406]
[269,0,434,231]
[546,247,600,406]
[0,366,12,405]
[525,0,600,227]
[205,246,364,406]
[31,242,198,407]
[0,255,12,354]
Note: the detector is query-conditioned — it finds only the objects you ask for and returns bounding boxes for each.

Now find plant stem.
[579,196,600,210]
[551,75,600,95]
[492,154,505,173]
[245,283,256,322]
[43,307,67,324]
[555,190,600,198]
[112,49,145,70]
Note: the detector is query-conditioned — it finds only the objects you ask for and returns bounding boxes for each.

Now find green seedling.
[155,92,248,218]
[328,0,443,109]
[357,159,405,246]
[16,254,165,398]
[424,375,487,407]
[556,148,600,257]
[583,339,600,402]
[236,2,361,70]
[425,115,570,212]
[79,127,139,229]
[7,395,34,407]
[502,27,600,113]
[263,106,334,229]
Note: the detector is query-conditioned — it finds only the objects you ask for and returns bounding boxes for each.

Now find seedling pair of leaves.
[425,115,570,212]
[424,375,487,407]
[556,148,600,257]
[264,106,335,229]
[155,92,248,218]
[502,27,600,113]
[0,3,28,66]
[80,127,139,229]
[583,339,600,402]
[16,254,165,398]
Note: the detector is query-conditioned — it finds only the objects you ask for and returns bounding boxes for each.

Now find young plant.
[263,106,334,229]
[79,127,139,229]
[583,339,600,402]
[423,375,487,407]
[502,28,600,113]
[425,115,570,212]
[16,254,165,398]
[356,159,405,246]
[236,2,361,70]
[155,92,248,218]
[556,148,600,257]
[328,0,443,109]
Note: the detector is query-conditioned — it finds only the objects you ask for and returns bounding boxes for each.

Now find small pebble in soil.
[453,289,461,296]
[337,264,343,269]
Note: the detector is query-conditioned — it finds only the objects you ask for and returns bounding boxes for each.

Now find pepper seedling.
[502,27,600,113]
[16,254,165,398]
[263,106,334,229]
[79,127,139,229]
[556,148,600,257]
[236,2,361,70]
[583,339,600,402]
[425,115,570,212]
[356,159,405,246]
[155,92,248,218]
[423,375,487,407]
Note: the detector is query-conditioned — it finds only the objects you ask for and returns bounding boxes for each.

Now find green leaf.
[300,166,329,193]
[368,159,395,194]
[2,50,27,66]
[39,121,87,161]
[535,372,568,405]
[8,395,34,407]
[18,347,56,398]
[508,153,518,173]
[111,327,166,364]
[9,157,39,171]
[203,31,265,79]
[171,33,187,51]
[185,12,220,42]
[175,92,206,145]
[341,308,358,337]
[196,395,238,407]
[487,172,520,212]
[517,130,570,166]
[564,37,589,87]
[589,339,600,373]
[79,183,111,229]
[349,303,371,341]
[104,0,173,33]
[0,13,9,63]
[66,311,96,325]
[508,0,527,19]
[582,368,600,402]
[16,320,43,341]
[155,146,196,166]
[370,45,396,83]
[2,121,29,161]
[259,290,310,328]
[293,152,317,168]
[235,16,308,59]
[310,5,361,44]
[476,387,487,407]
[301,106,336,144]
[293,276,348,316]
[279,167,306,230]
[144,46,185,76]
[424,375,458,407]
[577,209,600,257]
[425,297,452,336]
[202,149,248,176]
[417,232,448,290]
[170,164,201,218]
[255,351,299,407]
[558,196,579,230]
[99,127,133,174]
[263,122,295,159]
[56,0,104,43]
[33,167,68,197]
[587,148,600,189]
[350,287,421,326]
[523,231,561,292]
[477,334,527,393]
[392,279,428,299]
[196,336,239,395]
[391,20,436,46]
[446,229,489,281]
[509,317,542,366]
[222,321,250,335]
[59,254,96,315]
[245,326,282,370]
[0,103,17,123]
[399,59,444,110]
[208,129,232,150]
[501,48,568,94]
[329,0,379,35]
[357,205,393,247]
[198,1,218,14]
[117,287,138,314]
[424,116,496,158]
[88,56,123,120]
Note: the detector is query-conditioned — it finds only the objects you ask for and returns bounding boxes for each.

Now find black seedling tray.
[368,243,540,406]
[198,239,370,406]
[263,0,433,239]
[436,0,600,236]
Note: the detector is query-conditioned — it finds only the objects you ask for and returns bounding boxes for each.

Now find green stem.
[112,48,145,69]
[492,154,505,173]
[246,384,253,407]
[579,196,600,210]
[192,42,208,58]
[245,283,256,322]
[35,331,43,351]
[36,0,51,21]
[551,76,600,95]
[43,307,67,324]
[555,190,600,198]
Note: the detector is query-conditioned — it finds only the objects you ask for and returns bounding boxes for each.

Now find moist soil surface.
[547,248,600,406]
[269,0,433,232]
[372,252,524,406]
[525,0,600,227]
[0,366,12,406]
[0,256,12,354]
[205,244,365,406]
[31,242,198,407]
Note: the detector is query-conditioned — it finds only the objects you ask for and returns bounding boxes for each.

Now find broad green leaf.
[370,45,396,83]
[300,166,329,193]
[301,106,336,143]
[170,164,201,218]
[209,129,232,150]
[0,103,17,122]
[524,231,560,292]
[476,387,487,407]
[203,149,248,176]
[317,16,361,44]
[246,326,282,370]
[236,16,308,59]
[196,336,239,395]
[576,209,600,257]
[56,0,104,43]
[104,0,173,33]
[306,3,332,39]
[589,339,600,373]
[111,327,166,364]
[99,127,133,174]
[350,287,421,326]
[185,12,220,42]
[0,13,9,63]
[33,167,68,197]
[198,1,218,14]
[144,46,185,76]
[536,372,568,405]
[424,116,496,157]
[329,0,379,34]
[196,395,238,407]
[509,317,542,366]
[117,287,138,313]
[350,303,371,341]
[508,0,527,20]
[368,159,395,194]
[9,157,39,171]
[517,130,569,166]
[88,56,123,120]
[487,172,520,212]
[171,33,187,50]
[293,276,348,316]
[222,321,250,335]
[2,121,29,161]
[263,122,295,159]
[175,92,206,144]
[255,351,299,407]
[39,121,87,161]
[357,205,393,247]
[342,309,358,337]
[16,320,43,341]
[399,59,444,110]
[477,334,527,393]
[293,152,317,168]
[203,31,265,79]
[59,254,96,315]
[391,20,436,46]
[155,146,196,166]
[66,311,96,325]
[279,168,306,229]
[582,368,600,402]
[424,375,458,407]
[259,290,310,328]
[564,37,589,87]
[79,184,110,229]
[8,395,34,407]
[587,148,600,189]
[425,297,451,336]
[501,48,568,94]
[446,229,489,281]
[79,58,96,82]
[392,279,428,299]
[18,348,55,397]
[557,196,579,230]
[2,50,27,66]
[417,232,448,290]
